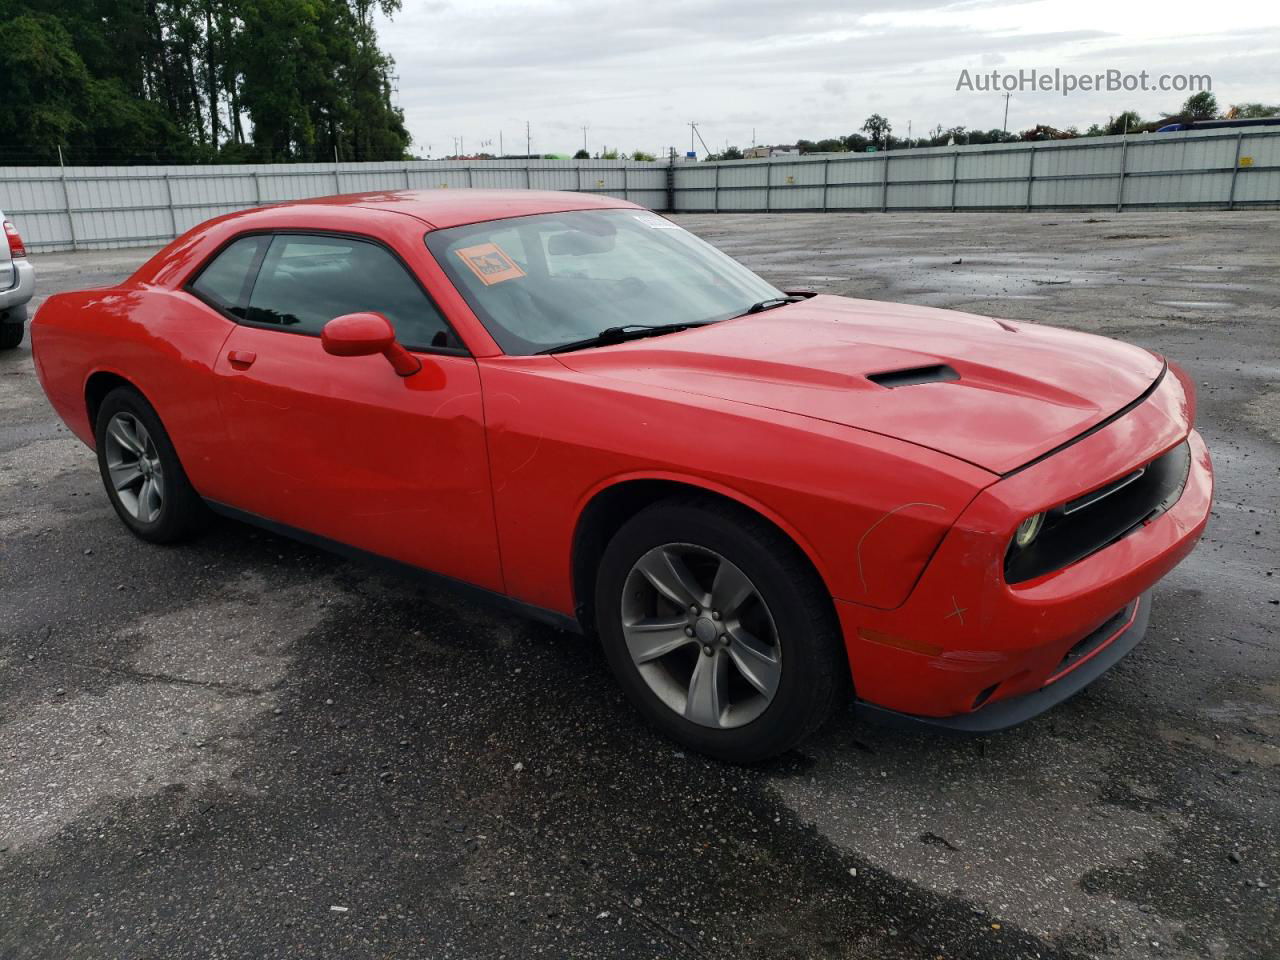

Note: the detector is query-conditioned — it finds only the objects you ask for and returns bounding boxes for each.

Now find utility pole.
[689,122,711,159]
[1002,93,1011,134]
[499,131,503,157]
[526,121,531,157]
[582,124,589,152]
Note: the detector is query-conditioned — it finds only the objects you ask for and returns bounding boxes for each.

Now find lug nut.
[720,634,730,645]
[702,645,713,656]
[689,604,700,614]
[711,610,721,620]
[685,627,695,637]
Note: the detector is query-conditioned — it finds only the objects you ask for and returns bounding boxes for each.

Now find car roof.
[240,189,642,231]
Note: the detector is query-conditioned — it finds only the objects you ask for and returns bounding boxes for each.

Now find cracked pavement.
[1,211,1277,958]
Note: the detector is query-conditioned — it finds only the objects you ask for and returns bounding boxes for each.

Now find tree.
[632,150,656,161]
[1182,91,1218,120]
[1105,111,1143,135]
[861,114,891,148]
[1019,124,1075,141]
[573,148,590,159]
[1227,102,1279,119]
[841,132,869,152]
[0,0,410,163]
[0,13,91,162]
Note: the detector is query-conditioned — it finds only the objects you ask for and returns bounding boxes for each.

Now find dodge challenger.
[31,191,1213,762]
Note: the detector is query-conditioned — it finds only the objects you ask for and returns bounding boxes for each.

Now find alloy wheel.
[103,412,165,523]
[620,543,782,729]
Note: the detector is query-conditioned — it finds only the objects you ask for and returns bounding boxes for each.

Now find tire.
[0,319,23,350]
[595,495,848,763]
[94,385,207,543]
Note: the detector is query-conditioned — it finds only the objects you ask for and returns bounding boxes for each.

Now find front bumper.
[837,363,1212,724]
[857,591,1150,733]
[0,257,35,314]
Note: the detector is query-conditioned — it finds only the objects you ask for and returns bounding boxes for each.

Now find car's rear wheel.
[0,305,25,350]
[94,386,206,543]
[595,496,848,763]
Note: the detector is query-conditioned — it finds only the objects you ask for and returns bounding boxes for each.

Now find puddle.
[1152,300,1234,309]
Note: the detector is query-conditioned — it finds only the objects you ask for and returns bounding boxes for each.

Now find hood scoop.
[866,364,960,389]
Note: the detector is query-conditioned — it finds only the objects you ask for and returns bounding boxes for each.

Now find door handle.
[227,350,257,369]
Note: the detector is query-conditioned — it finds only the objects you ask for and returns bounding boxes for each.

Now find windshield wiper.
[540,321,714,355]
[739,295,807,316]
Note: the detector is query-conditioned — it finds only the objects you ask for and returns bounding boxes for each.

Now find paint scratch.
[855,501,945,595]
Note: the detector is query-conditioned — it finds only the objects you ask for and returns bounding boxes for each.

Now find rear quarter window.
[188,236,267,318]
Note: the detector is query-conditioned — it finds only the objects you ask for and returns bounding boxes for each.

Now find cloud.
[376,0,1280,155]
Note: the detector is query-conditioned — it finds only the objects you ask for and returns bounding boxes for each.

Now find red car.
[32,191,1212,762]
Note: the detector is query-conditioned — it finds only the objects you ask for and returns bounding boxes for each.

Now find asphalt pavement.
[1,211,1277,959]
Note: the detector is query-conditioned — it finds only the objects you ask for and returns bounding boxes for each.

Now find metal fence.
[0,158,669,252]
[2,125,1277,253]
[674,126,1280,213]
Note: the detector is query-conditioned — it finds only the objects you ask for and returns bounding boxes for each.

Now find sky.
[375,0,1280,157]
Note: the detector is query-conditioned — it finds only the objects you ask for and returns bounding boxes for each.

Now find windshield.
[424,208,783,355]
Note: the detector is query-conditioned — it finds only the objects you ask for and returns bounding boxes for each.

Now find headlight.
[1013,512,1044,549]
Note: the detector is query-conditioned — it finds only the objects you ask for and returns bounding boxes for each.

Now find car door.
[210,231,503,593]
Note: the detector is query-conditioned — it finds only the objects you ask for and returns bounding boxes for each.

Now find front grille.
[1005,440,1191,584]
[1048,601,1134,682]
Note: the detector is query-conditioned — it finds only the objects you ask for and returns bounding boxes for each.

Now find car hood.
[555,295,1164,475]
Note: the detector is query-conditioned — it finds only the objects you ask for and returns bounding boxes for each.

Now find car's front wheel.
[595,496,848,763]
[94,386,206,543]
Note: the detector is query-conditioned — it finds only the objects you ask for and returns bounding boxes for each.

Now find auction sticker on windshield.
[633,213,681,229]
[455,242,527,285]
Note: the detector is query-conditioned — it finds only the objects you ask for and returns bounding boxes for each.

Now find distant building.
[743,145,799,159]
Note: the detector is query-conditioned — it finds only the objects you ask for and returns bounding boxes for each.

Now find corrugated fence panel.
[4,128,1277,251]
[0,158,669,250]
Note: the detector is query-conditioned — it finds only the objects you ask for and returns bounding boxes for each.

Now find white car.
[1,211,35,350]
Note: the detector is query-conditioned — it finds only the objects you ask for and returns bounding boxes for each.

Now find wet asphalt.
[1,212,1277,959]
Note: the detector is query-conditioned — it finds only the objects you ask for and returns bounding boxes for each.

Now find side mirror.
[321,312,421,377]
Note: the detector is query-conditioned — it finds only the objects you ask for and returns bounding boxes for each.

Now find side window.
[246,234,455,350]
[189,235,266,318]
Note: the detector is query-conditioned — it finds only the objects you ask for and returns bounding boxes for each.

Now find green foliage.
[1230,102,1280,119]
[601,148,619,160]
[0,0,410,164]
[1019,124,1073,141]
[861,114,891,148]
[631,150,656,162]
[1105,111,1143,135]
[0,13,91,160]
[1182,91,1218,120]
[573,148,590,159]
